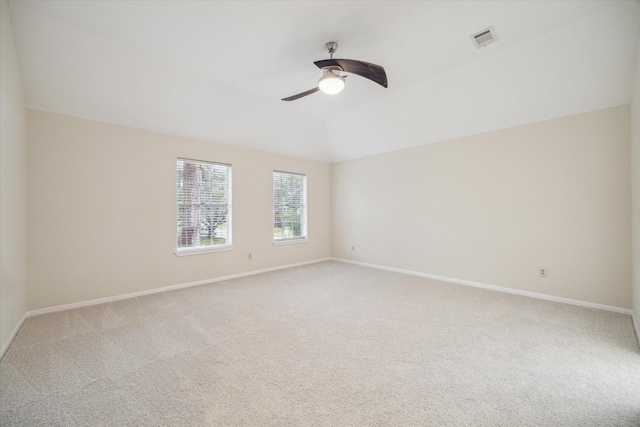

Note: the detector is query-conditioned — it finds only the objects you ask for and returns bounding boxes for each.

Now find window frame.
[175,158,233,256]
[272,170,308,245]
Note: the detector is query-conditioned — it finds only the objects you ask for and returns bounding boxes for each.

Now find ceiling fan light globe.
[318,74,345,95]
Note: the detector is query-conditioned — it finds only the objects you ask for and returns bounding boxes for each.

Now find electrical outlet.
[539,267,547,278]
[248,253,252,261]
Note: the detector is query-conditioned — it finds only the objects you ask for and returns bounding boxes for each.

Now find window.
[176,159,232,254]
[273,170,307,243]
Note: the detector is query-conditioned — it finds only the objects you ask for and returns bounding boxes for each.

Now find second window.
[273,171,307,242]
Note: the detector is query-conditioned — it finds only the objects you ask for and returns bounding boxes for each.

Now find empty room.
[1,0,640,425]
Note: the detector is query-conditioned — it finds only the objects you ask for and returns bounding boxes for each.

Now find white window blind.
[273,171,307,241]
[177,159,232,252]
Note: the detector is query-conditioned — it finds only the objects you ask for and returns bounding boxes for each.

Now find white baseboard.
[4,257,636,358]
[0,312,28,361]
[332,257,634,316]
[3,260,320,358]
[27,258,331,318]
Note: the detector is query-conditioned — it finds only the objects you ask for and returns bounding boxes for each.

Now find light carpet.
[1,261,639,426]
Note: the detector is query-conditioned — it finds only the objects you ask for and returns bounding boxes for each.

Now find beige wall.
[27,110,331,310]
[632,44,640,328]
[1,0,29,351]
[332,106,632,309]
[15,55,639,319]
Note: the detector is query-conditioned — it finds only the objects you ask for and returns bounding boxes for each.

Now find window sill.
[273,238,308,246]
[174,245,234,256]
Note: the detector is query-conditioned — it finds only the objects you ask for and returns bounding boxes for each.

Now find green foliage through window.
[273,171,306,240]
[177,159,232,250]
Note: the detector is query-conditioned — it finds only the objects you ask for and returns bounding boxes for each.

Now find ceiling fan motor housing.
[322,66,342,76]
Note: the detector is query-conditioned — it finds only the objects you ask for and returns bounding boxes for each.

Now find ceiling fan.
[282,42,388,101]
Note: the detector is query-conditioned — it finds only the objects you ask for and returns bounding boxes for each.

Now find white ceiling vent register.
[470,26,498,49]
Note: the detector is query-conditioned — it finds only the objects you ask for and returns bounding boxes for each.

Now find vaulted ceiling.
[8,1,640,162]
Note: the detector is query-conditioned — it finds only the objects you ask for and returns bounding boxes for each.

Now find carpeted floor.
[1,261,639,426]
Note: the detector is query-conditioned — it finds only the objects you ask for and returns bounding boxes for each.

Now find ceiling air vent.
[470,26,498,49]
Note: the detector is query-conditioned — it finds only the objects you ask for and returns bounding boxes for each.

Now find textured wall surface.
[27,110,331,310]
[1,0,28,352]
[631,44,640,331]
[332,106,632,309]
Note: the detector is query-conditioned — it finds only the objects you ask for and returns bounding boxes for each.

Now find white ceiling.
[8,1,640,162]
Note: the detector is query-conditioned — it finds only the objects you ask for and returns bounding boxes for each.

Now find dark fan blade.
[314,58,387,88]
[281,87,320,101]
